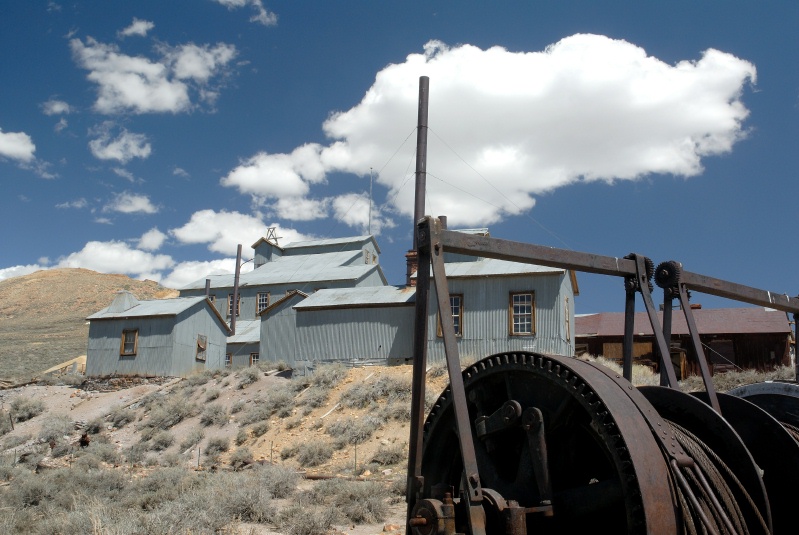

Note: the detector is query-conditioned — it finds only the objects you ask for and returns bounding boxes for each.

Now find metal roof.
[181,250,375,290]
[414,258,564,278]
[88,296,207,320]
[284,235,380,253]
[575,307,791,337]
[227,320,260,344]
[295,286,416,310]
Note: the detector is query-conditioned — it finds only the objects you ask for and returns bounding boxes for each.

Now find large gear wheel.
[654,261,682,289]
[419,352,677,534]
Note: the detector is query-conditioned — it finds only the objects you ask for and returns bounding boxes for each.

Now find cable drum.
[667,420,769,535]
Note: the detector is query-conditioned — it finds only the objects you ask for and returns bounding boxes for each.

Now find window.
[120,329,138,356]
[257,292,270,313]
[564,297,571,342]
[196,335,207,361]
[208,294,216,305]
[437,294,463,337]
[228,294,241,317]
[225,353,232,368]
[509,292,535,335]
[250,353,260,366]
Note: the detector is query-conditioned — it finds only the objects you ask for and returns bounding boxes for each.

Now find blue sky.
[1,1,797,314]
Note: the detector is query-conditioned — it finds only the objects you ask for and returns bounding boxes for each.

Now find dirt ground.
[0,364,452,534]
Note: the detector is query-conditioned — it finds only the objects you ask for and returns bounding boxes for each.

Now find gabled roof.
[258,290,310,316]
[283,235,380,254]
[181,250,385,290]
[414,257,565,278]
[227,320,260,344]
[575,307,791,337]
[88,295,231,334]
[294,286,415,310]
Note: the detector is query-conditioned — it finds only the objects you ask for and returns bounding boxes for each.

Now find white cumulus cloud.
[89,123,152,162]
[0,264,46,281]
[138,227,167,250]
[118,18,154,38]
[104,191,158,214]
[0,127,36,162]
[70,36,237,114]
[170,209,310,255]
[56,241,174,279]
[161,258,245,289]
[221,35,756,227]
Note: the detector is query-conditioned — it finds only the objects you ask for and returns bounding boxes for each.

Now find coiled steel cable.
[668,421,770,535]
[781,422,799,443]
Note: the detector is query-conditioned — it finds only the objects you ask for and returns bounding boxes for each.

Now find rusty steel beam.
[679,271,799,314]
[437,228,639,278]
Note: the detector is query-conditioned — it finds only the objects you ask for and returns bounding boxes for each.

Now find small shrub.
[160,452,186,467]
[205,388,221,401]
[235,428,248,446]
[281,443,299,460]
[51,442,73,458]
[256,464,299,499]
[2,433,31,450]
[251,421,270,437]
[339,376,411,408]
[108,407,136,428]
[185,370,215,387]
[326,415,384,445]
[142,397,197,430]
[296,442,332,467]
[285,416,302,430]
[179,428,204,452]
[200,404,228,427]
[38,415,74,443]
[230,447,253,470]
[276,504,336,535]
[0,412,13,436]
[237,367,261,389]
[85,416,106,434]
[205,436,229,456]
[231,399,245,414]
[125,443,148,464]
[9,396,45,422]
[371,442,407,466]
[311,363,348,388]
[84,442,120,464]
[150,430,175,451]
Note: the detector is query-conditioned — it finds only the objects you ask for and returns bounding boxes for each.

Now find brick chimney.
[405,249,418,287]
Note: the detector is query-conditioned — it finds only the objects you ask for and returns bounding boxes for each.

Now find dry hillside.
[0,268,178,383]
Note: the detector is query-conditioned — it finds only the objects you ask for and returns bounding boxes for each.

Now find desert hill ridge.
[0,268,178,382]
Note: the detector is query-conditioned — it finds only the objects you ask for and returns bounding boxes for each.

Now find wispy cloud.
[103,191,158,214]
[118,18,154,39]
[70,36,237,114]
[41,98,74,115]
[212,0,277,26]
[56,198,88,209]
[89,122,151,163]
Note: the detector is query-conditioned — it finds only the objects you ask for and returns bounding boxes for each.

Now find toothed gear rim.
[420,352,677,534]
[654,261,681,289]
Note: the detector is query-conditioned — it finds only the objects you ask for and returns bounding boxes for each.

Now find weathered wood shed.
[575,307,792,377]
[86,292,230,377]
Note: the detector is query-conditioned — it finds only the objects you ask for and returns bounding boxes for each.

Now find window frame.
[120,329,139,356]
[249,352,260,366]
[224,353,232,368]
[196,334,207,361]
[227,293,241,317]
[509,291,535,336]
[256,292,270,314]
[437,294,463,338]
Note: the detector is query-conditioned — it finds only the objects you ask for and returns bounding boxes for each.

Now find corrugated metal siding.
[260,299,300,363]
[86,317,176,376]
[426,273,573,362]
[86,304,227,377]
[292,307,414,363]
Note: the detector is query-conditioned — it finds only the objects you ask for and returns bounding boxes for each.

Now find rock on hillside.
[0,268,178,383]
